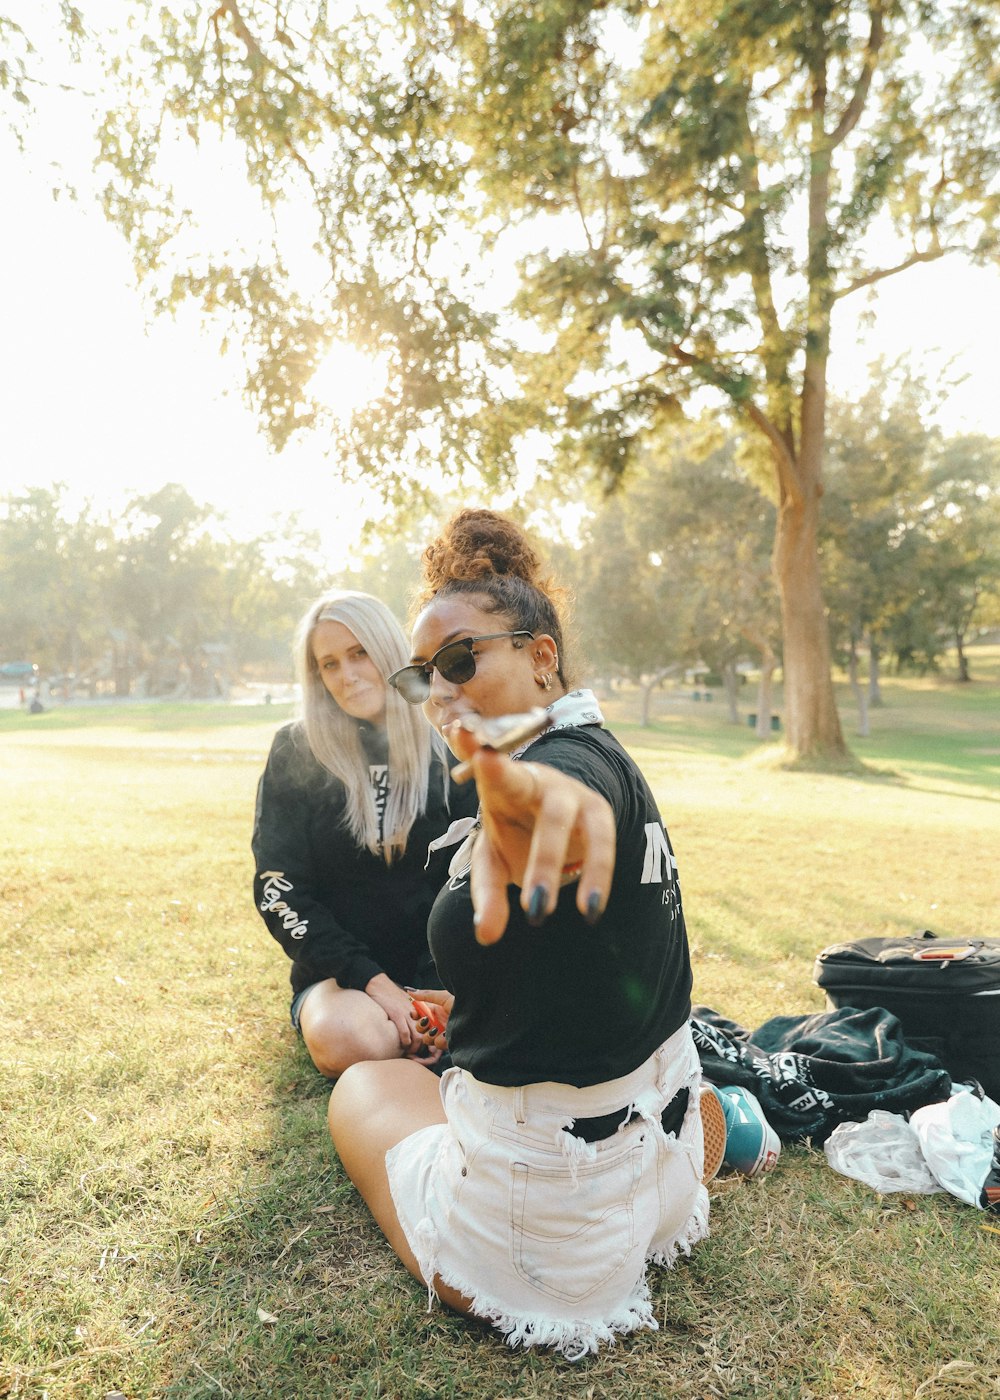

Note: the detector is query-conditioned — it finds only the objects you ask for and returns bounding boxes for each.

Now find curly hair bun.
[421,509,546,594]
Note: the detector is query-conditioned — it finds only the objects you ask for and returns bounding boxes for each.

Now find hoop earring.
[536,673,553,691]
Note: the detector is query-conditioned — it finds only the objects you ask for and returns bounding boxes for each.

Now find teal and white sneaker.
[711,1085,781,1177]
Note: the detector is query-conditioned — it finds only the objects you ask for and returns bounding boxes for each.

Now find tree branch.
[211,0,441,297]
[832,244,951,300]
[828,2,885,149]
[735,93,791,411]
[665,341,802,504]
[744,400,802,505]
[212,0,264,62]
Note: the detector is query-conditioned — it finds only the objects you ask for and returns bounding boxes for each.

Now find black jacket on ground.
[692,1005,953,1143]
[252,721,476,997]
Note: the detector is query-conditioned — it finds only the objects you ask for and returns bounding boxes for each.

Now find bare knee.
[328,1060,441,1160]
[307,1030,399,1081]
[302,998,401,1080]
[328,1060,386,1133]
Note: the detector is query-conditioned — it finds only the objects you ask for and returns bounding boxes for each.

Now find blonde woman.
[252,590,477,1079]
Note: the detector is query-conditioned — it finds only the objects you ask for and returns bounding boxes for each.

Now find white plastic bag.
[909,1089,1000,1208]
[824,1110,943,1195]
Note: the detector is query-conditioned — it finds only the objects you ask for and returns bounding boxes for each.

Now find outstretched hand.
[449,722,616,946]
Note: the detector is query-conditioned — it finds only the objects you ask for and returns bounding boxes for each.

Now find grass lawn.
[2,660,999,1398]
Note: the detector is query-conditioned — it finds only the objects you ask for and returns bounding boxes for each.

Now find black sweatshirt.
[252,721,477,997]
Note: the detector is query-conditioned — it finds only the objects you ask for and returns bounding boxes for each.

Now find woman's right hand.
[406,987,454,1051]
[449,727,616,946]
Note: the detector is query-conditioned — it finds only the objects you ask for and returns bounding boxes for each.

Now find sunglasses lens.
[391,666,430,703]
[436,642,476,686]
[390,637,485,703]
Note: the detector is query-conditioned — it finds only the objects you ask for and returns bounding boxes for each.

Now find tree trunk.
[722,662,740,723]
[772,485,849,760]
[847,635,870,738]
[867,636,884,707]
[640,666,677,726]
[754,652,776,738]
[955,630,971,682]
[766,36,849,765]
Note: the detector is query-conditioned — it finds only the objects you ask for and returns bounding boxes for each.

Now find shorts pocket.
[509,1142,643,1304]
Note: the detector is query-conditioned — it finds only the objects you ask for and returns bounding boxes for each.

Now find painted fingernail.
[585,890,604,925]
[527,884,548,926]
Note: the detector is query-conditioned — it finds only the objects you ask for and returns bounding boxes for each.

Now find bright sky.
[2,141,390,570]
[3,7,1000,570]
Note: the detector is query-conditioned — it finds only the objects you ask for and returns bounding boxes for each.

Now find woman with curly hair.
[252,589,477,1078]
[327,513,726,1358]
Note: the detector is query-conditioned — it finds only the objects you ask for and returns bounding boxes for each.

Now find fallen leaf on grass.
[256,1307,279,1325]
[914,1360,991,1397]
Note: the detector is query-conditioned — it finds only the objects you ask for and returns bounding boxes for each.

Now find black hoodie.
[252,721,476,996]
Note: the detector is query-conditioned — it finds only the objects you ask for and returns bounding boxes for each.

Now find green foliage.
[0,484,113,674]
[0,13,33,113]
[823,371,1000,678]
[14,0,1000,754]
[0,483,328,687]
[76,1,999,491]
[560,419,778,681]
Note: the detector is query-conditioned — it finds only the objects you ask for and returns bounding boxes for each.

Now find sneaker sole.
[700,1086,727,1183]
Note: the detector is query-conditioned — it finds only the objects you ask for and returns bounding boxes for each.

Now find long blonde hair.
[294,590,447,863]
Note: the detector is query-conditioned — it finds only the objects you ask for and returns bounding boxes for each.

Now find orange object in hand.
[410,998,448,1037]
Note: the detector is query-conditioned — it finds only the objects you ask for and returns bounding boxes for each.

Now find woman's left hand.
[450,725,616,946]
[364,974,421,1051]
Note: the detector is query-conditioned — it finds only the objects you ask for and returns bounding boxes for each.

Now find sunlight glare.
[309,341,389,423]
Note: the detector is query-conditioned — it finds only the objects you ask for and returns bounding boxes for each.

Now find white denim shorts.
[385,1021,709,1359]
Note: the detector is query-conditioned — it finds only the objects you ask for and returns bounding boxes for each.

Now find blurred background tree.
[73,0,1000,759]
[4,1,1000,742]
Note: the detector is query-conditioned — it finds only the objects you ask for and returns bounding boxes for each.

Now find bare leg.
[299,979,402,1079]
[328,1060,473,1315]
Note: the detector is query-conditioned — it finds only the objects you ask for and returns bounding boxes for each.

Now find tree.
[562,423,779,727]
[823,378,1000,697]
[219,524,327,674]
[1,4,86,146]
[78,1,1000,757]
[913,435,1000,681]
[822,369,938,731]
[0,484,112,678]
[628,433,779,733]
[106,485,234,693]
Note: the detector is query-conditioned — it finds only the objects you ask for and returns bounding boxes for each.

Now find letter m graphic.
[641,822,677,884]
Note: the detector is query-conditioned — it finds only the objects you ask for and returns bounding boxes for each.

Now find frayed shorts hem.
[421,1189,710,1361]
[386,1023,709,1357]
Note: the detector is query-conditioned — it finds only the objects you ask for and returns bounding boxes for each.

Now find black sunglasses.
[387,631,534,704]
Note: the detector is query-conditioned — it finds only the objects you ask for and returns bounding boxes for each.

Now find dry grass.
[1,661,999,1398]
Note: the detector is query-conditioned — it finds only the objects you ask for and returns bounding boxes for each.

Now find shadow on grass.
[619,716,999,799]
[153,1053,513,1400]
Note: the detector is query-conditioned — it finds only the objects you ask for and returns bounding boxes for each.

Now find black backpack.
[814,930,1000,1100]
